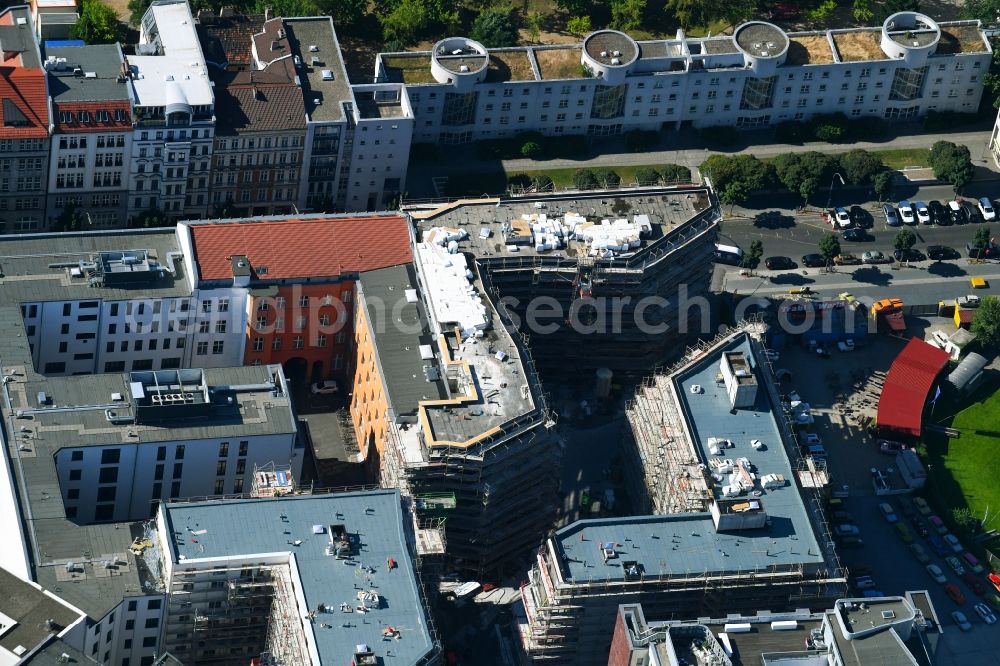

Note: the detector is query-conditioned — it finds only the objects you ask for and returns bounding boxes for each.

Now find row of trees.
[701,142,974,209]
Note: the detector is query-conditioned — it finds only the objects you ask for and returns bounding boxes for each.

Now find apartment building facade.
[125,0,215,223]
[376,13,990,144]
[45,44,133,228]
[0,6,50,233]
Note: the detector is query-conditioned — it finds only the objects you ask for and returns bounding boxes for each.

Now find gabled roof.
[0,66,49,138]
[212,68,305,135]
[196,9,264,69]
[189,215,413,282]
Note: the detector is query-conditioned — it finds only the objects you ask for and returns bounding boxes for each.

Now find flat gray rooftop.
[45,44,130,102]
[584,30,638,65]
[354,89,407,118]
[552,334,825,584]
[162,490,436,666]
[20,638,91,665]
[0,229,189,306]
[735,23,789,57]
[827,608,916,666]
[284,18,352,123]
[359,264,446,416]
[668,617,824,666]
[409,189,712,263]
[0,567,83,659]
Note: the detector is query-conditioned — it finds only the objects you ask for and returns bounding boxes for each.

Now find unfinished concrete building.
[516,324,847,665]
[406,186,719,378]
[349,261,558,577]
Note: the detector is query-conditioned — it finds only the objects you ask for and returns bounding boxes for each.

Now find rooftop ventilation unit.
[321,69,333,80]
[309,44,318,52]
[84,72,97,78]
[612,50,621,57]
[881,610,896,619]
[459,65,469,72]
[600,50,607,57]
[611,58,620,65]
[311,56,320,65]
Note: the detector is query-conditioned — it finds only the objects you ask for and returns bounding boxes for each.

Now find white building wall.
[47,131,131,227]
[54,433,298,524]
[84,595,166,666]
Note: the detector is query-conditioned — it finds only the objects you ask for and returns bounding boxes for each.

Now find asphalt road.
[717,183,1000,304]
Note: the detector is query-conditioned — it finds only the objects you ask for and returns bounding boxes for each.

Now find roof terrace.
[534,46,583,80]
[831,29,886,62]
[785,34,835,65]
[583,30,638,66]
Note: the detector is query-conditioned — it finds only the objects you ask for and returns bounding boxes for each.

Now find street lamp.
[826,172,845,212]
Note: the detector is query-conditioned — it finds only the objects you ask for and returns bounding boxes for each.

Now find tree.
[526,12,542,43]
[772,151,835,202]
[316,0,365,26]
[799,176,819,204]
[660,164,691,183]
[974,225,992,250]
[894,228,916,252]
[872,0,919,22]
[818,233,841,265]
[952,507,980,534]
[531,174,554,191]
[566,15,591,36]
[520,140,543,159]
[53,204,87,232]
[71,0,120,44]
[133,208,168,228]
[665,0,756,28]
[719,180,750,210]
[700,154,774,196]
[573,168,598,190]
[971,295,1000,350]
[965,0,1000,23]
[838,149,885,186]
[127,0,152,25]
[873,171,893,202]
[742,239,763,270]
[382,0,433,45]
[634,167,660,185]
[853,0,875,23]
[929,141,975,191]
[254,0,320,17]
[471,6,519,48]
[806,0,836,21]
[556,0,591,14]
[610,0,646,32]
[595,168,621,188]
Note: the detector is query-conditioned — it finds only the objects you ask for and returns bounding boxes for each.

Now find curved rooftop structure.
[734,21,789,74]
[881,11,941,67]
[582,30,639,84]
[430,36,488,89]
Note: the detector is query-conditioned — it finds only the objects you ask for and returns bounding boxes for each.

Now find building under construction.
[155,487,439,666]
[516,323,847,665]
[406,186,719,378]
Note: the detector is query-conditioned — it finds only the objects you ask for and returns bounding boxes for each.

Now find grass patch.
[683,18,730,38]
[871,147,931,170]
[923,384,1000,533]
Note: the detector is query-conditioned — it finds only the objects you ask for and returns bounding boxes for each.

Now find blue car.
[927,534,949,557]
[862,589,886,598]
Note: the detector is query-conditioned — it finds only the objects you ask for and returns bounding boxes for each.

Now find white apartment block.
[375,12,990,144]
[125,0,215,222]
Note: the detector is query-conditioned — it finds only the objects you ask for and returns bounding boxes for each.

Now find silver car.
[951,610,972,632]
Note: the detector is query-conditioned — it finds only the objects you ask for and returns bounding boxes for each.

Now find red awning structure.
[877,338,950,437]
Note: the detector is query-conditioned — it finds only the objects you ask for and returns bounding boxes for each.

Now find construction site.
[405,186,720,379]
[516,323,847,665]
[155,482,440,666]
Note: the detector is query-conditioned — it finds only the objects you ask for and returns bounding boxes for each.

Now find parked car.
[958,294,982,308]
[929,200,950,225]
[893,248,925,262]
[802,432,823,446]
[963,573,986,596]
[951,610,973,631]
[989,572,1000,593]
[842,228,869,242]
[966,242,999,259]
[909,543,931,564]
[834,253,861,265]
[927,563,947,584]
[831,510,854,523]
[946,583,968,605]
[833,207,852,228]
[944,534,964,553]
[975,602,998,625]
[988,594,1000,613]
[895,522,914,543]
[837,339,855,352]
[883,204,901,227]
[913,497,932,515]
[878,439,909,455]
[929,515,949,535]
[927,245,960,260]
[879,502,898,523]
[839,536,864,548]
[765,256,796,270]
[862,250,890,264]
[835,524,860,537]
[310,380,339,395]
[949,200,969,224]
[854,576,877,589]
[850,205,873,228]
[927,534,949,557]
[979,197,996,221]
[915,201,931,224]
[946,555,967,576]
[898,200,916,225]
[963,202,985,224]
[801,253,826,268]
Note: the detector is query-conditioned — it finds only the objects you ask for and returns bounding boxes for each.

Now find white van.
[714,243,743,266]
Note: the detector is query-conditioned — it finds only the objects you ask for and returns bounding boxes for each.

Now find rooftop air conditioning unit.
[321,69,333,80]
[600,51,607,57]
[611,58,620,65]
[309,44,318,52]
[612,50,621,57]
[311,57,320,65]
[459,65,469,72]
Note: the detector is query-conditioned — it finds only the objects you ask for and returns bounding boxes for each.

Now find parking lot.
[773,338,1000,664]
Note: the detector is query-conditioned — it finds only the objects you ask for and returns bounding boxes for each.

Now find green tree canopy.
[566,15,592,35]
[873,171,894,201]
[573,168,598,189]
[965,0,1000,22]
[719,180,750,209]
[818,233,841,263]
[700,154,774,196]
[838,149,885,186]
[894,228,916,251]
[556,0,591,14]
[742,239,763,269]
[316,0,365,25]
[974,225,992,249]
[471,6,519,48]
[71,0,121,44]
[772,151,836,201]
[610,0,646,32]
[382,0,431,44]
[634,167,661,186]
[929,141,975,191]
[972,295,1000,349]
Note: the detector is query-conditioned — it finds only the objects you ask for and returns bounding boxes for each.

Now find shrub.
[813,124,846,142]
[659,164,691,183]
[809,112,849,142]
[567,15,592,36]
[774,121,809,144]
[521,141,543,159]
[624,130,659,153]
[470,6,519,48]
[573,169,599,190]
[595,168,621,188]
[700,125,739,146]
[634,167,661,185]
[507,173,531,190]
[531,174,554,191]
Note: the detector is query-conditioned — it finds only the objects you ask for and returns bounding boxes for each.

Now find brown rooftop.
[196,9,264,69]
[535,46,583,80]
[937,24,987,54]
[786,34,835,65]
[485,51,536,82]
[832,30,886,62]
[212,70,306,135]
[381,54,436,84]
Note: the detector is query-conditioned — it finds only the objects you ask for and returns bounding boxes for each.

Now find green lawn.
[871,147,931,170]
[923,385,1000,532]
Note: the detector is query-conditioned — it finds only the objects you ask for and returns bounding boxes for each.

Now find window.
[212,340,224,354]
[216,460,227,476]
[239,441,249,457]
[219,442,229,458]
[253,337,264,351]
[144,617,159,629]
[99,467,118,484]
[293,336,304,349]
[101,449,120,465]
[71,450,84,462]
[175,445,185,460]
[196,341,208,355]
[142,637,156,648]
[214,479,225,494]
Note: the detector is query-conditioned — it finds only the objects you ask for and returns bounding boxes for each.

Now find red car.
[945,583,967,605]
[989,573,1000,593]
[963,573,986,596]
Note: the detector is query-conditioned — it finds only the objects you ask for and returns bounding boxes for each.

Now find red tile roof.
[0,66,49,138]
[877,338,950,438]
[191,216,413,281]
[53,101,131,133]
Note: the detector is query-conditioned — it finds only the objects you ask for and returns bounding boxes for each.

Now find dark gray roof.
[0,7,39,68]
[45,45,130,102]
[0,567,84,658]
[21,638,90,665]
[283,17,353,122]
[359,264,446,416]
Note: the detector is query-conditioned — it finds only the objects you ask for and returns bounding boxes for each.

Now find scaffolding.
[263,564,310,666]
[251,462,299,497]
